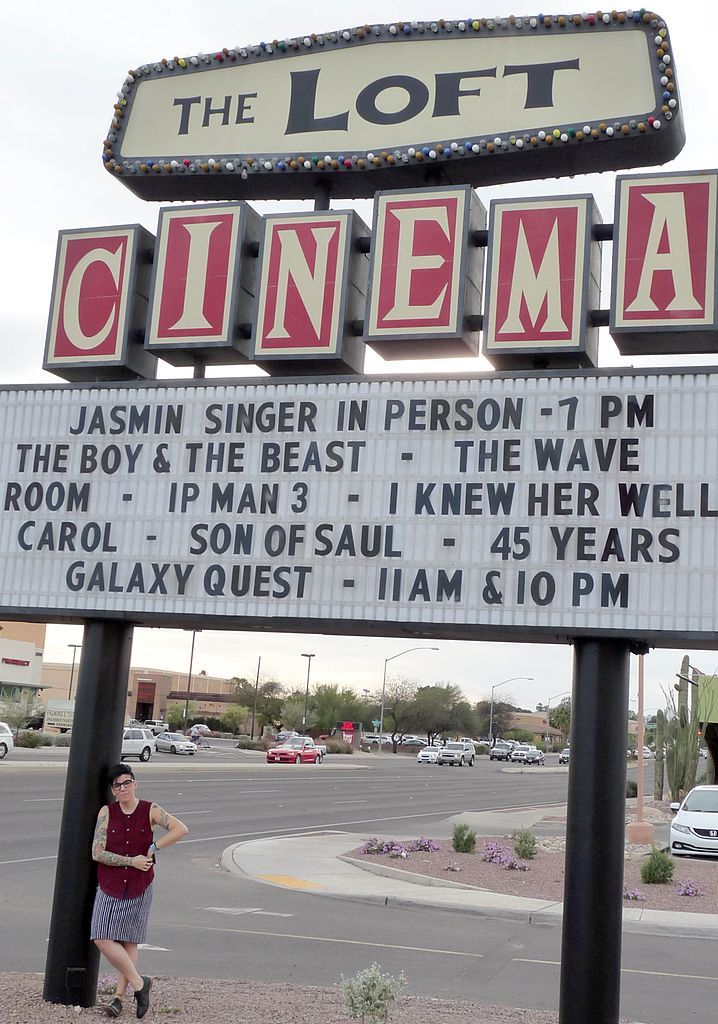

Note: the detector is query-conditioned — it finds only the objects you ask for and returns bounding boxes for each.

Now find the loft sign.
[103,14,684,201]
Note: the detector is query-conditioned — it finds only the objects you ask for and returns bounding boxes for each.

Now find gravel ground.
[350,836,718,913]
[0,973,643,1024]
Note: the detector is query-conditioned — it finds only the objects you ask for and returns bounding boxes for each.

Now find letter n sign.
[146,202,261,365]
[252,211,369,375]
[483,196,601,370]
[610,171,718,354]
[364,186,485,359]
[44,226,157,382]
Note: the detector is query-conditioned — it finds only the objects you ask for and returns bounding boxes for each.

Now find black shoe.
[134,976,152,1019]
[106,997,123,1018]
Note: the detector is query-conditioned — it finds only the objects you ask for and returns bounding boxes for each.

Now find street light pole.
[67,644,81,701]
[250,655,261,739]
[488,676,534,744]
[378,646,439,747]
[182,630,198,728]
[301,653,315,729]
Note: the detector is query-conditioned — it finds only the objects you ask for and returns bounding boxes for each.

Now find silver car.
[155,731,197,755]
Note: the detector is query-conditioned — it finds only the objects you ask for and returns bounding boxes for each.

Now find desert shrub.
[481,841,529,871]
[475,744,489,756]
[407,836,439,852]
[40,734,54,746]
[623,888,646,901]
[234,735,261,749]
[640,847,675,885]
[16,731,43,748]
[626,779,638,798]
[359,838,409,858]
[341,963,406,1024]
[677,878,702,897]
[53,734,71,746]
[513,827,537,860]
[451,822,476,854]
[326,739,354,754]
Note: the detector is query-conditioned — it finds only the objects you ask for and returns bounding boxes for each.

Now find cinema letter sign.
[104,15,684,203]
[610,170,718,353]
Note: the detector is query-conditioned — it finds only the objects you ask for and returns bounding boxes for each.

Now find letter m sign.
[483,196,601,369]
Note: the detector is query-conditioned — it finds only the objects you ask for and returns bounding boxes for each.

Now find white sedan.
[0,722,14,759]
[670,785,718,858]
[416,746,441,764]
[155,731,197,755]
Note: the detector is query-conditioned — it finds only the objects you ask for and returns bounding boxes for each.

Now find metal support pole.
[636,653,645,820]
[44,620,134,1007]
[301,653,314,729]
[558,639,631,1024]
[251,655,261,739]
[67,643,81,700]
[182,629,197,727]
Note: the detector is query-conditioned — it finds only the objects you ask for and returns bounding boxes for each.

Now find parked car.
[155,731,197,755]
[523,747,546,765]
[190,724,212,735]
[275,730,299,743]
[416,746,441,764]
[490,742,512,761]
[121,727,155,762]
[670,784,718,858]
[510,744,531,762]
[558,748,571,765]
[436,741,475,767]
[267,736,323,764]
[642,746,654,759]
[143,720,168,735]
[399,735,427,746]
[0,721,14,759]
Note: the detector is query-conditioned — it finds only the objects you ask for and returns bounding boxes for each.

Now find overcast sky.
[2,1,717,713]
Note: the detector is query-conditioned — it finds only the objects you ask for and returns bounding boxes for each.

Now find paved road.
[5,752,711,1024]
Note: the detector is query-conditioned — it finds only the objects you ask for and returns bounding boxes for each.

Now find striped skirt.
[90,884,153,943]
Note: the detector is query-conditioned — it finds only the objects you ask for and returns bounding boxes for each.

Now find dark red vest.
[97,798,155,898]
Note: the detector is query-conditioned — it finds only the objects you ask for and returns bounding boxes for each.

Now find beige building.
[0,620,46,705]
[40,661,239,724]
[509,711,565,745]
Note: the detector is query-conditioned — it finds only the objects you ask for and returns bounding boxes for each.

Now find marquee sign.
[104,13,684,202]
[2,370,718,648]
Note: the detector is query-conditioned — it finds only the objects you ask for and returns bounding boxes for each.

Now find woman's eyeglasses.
[111,779,135,791]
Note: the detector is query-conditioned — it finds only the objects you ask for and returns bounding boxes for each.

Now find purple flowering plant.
[677,878,702,897]
[623,887,646,901]
[481,840,529,871]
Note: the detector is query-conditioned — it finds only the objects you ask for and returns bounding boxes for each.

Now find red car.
[266,737,323,764]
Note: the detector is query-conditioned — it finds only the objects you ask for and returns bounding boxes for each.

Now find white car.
[155,731,197,755]
[670,784,718,858]
[437,741,475,767]
[0,722,14,759]
[121,727,156,762]
[416,746,441,764]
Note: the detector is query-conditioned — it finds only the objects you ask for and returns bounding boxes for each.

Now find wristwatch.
[150,842,159,856]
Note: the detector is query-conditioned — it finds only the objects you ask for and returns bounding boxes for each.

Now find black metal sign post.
[44,620,134,1007]
[558,638,638,1024]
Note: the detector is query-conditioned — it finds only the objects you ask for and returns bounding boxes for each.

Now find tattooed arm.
[92,805,152,870]
[148,803,189,852]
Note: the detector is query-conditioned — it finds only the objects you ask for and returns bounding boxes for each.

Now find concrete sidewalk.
[222,805,718,938]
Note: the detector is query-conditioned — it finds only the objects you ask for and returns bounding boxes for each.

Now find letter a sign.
[483,196,601,369]
[610,170,718,353]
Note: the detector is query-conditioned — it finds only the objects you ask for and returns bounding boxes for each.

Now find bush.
[16,731,43,748]
[640,847,675,885]
[513,827,537,860]
[40,734,54,746]
[481,841,530,871]
[53,734,71,746]
[626,779,638,798]
[341,963,406,1024]
[451,822,476,854]
[234,735,261,750]
[475,744,489,756]
[326,739,354,754]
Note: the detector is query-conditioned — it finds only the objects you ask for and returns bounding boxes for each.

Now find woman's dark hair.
[108,762,135,785]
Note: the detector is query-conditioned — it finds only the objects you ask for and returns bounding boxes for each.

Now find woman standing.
[91,762,188,1018]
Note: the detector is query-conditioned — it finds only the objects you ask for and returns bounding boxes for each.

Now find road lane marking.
[513,959,718,982]
[203,907,293,918]
[0,855,58,865]
[176,923,484,958]
[24,798,63,802]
